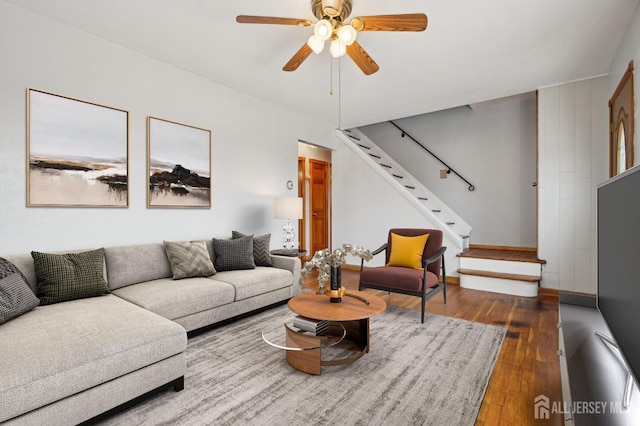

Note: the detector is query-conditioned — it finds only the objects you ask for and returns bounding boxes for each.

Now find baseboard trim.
[538,287,559,297]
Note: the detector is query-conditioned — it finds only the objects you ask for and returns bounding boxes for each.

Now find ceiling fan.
[236,0,427,75]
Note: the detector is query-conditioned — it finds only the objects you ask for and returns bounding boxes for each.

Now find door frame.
[608,61,635,177]
[309,158,331,255]
[298,156,306,253]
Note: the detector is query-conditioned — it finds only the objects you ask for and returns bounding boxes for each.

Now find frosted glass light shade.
[307,35,325,54]
[330,38,347,58]
[337,24,357,46]
[314,19,333,40]
[274,197,303,220]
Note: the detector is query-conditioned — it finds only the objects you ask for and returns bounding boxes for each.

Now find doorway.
[298,142,332,259]
[609,61,635,177]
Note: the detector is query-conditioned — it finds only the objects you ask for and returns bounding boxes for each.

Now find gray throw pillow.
[31,248,110,305]
[212,235,256,271]
[164,240,216,280]
[231,231,272,267]
[0,257,40,324]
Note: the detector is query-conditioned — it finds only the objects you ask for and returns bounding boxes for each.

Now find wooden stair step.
[457,247,546,264]
[457,268,540,282]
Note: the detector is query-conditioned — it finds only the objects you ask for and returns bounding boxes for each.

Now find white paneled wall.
[538,77,608,293]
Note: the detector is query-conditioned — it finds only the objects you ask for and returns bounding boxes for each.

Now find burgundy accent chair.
[358,228,447,323]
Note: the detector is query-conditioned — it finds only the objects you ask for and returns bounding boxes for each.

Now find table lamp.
[274,197,303,253]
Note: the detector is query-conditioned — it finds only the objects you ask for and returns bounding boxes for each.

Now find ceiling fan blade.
[236,15,312,27]
[283,43,313,72]
[346,41,379,75]
[350,13,427,32]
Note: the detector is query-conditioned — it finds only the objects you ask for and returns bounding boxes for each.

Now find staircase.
[336,128,472,251]
[457,247,545,297]
[337,127,546,297]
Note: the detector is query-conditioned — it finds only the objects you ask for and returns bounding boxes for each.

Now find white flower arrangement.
[300,244,373,292]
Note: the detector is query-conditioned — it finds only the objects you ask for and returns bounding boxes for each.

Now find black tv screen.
[597,165,640,386]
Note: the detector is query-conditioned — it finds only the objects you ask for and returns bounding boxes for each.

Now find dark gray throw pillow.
[212,236,256,271]
[31,248,110,305]
[231,231,272,267]
[0,257,40,324]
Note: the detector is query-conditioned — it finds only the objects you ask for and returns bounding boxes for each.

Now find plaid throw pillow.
[0,257,40,324]
[231,231,272,267]
[164,240,216,280]
[31,248,109,305]
[212,236,256,271]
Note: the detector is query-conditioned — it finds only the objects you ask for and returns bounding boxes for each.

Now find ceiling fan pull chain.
[329,54,334,95]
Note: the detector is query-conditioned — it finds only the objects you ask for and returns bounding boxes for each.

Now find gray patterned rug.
[98,305,505,426]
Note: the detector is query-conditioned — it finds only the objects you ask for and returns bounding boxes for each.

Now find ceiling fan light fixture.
[329,38,347,58]
[307,34,325,54]
[314,19,333,40]
[336,24,357,46]
[321,0,342,17]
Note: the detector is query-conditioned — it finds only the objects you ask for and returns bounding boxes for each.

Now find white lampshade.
[337,24,357,46]
[307,34,325,54]
[274,197,303,220]
[314,19,333,41]
[330,38,347,58]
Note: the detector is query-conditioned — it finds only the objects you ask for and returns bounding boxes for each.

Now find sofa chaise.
[0,236,300,425]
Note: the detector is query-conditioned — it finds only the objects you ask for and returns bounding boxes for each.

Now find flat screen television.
[597,164,640,405]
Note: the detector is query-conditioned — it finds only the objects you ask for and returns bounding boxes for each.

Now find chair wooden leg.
[421,293,426,323]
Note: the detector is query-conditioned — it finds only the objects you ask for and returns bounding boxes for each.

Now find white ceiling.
[7,0,640,128]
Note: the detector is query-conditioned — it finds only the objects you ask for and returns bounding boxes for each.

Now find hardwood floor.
[302,269,564,425]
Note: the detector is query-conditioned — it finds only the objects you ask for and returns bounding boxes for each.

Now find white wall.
[537,77,608,293]
[332,142,461,273]
[536,3,640,294]
[0,1,334,255]
[358,96,538,247]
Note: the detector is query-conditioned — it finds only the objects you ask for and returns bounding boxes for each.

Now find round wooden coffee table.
[285,290,386,375]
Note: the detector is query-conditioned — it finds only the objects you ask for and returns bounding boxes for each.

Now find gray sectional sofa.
[0,239,301,425]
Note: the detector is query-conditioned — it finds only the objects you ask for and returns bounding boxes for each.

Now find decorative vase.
[329,265,342,303]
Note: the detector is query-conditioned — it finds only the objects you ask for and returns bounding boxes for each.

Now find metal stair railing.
[389,121,476,191]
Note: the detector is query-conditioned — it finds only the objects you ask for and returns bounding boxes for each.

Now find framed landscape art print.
[147,116,211,208]
[27,88,129,207]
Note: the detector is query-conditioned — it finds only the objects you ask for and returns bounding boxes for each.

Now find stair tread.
[457,247,546,264]
[457,268,540,282]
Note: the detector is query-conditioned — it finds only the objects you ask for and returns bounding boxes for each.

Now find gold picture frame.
[147,116,212,208]
[27,88,129,207]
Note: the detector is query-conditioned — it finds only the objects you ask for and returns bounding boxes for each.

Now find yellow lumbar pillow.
[386,232,430,270]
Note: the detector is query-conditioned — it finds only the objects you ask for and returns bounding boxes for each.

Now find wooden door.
[609,61,635,177]
[310,159,329,253]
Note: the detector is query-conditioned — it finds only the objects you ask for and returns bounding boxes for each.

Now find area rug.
[98,305,505,426]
